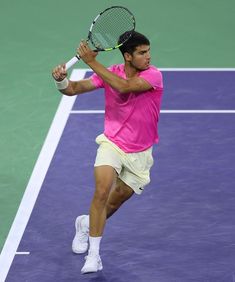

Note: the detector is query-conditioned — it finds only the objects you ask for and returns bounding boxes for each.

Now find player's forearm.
[55,80,88,96]
[87,60,128,93]
[58,81,74,96]
[54,79,77,96]
[55,78,96,96]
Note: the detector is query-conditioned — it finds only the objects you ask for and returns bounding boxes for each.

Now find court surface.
[1,69,235,282]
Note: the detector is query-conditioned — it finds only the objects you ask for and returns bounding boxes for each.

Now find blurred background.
[0,0,234,252]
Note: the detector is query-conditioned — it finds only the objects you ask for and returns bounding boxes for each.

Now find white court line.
[159,68,235,71]
[15,252,30,255]
[70,68,235,72]
[70,110,235,114]
[0,69,86,282]
[61,68,235,72]
[161,110,235,113]
[0,68,234,282]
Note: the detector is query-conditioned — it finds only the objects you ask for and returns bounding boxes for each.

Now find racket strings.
[90,7,135,50]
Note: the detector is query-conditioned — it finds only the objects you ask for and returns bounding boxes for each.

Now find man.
[52,31,163,274]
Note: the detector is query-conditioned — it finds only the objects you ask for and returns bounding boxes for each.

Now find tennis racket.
[65,6,135,70]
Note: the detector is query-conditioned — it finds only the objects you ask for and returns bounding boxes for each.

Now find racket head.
[88,6,136,51]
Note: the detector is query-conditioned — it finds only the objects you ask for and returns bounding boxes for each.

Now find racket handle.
[65,55,80,70]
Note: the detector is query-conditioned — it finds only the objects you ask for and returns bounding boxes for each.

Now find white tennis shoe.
[72,215,89,254]
[81,252,103,274]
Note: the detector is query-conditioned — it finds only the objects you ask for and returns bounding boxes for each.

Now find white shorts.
[94,134,154,195]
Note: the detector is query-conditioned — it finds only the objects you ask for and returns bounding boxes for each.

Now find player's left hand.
[52,64,67,81]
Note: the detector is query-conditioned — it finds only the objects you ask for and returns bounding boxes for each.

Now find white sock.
[89,236,102,255]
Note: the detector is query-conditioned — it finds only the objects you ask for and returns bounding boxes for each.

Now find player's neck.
[124,63,140,78]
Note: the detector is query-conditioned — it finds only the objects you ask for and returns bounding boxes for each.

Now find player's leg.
[81,165,116,274]
[72,177,133,255]
[106,178,134,219]
[73,140,122,256]
[89,165,117,236]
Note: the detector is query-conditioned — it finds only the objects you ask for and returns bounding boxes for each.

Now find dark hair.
[118,31,150,56]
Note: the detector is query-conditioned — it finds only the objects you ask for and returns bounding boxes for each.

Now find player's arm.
[52,64,96,96]
[78,41,152,94]
[60,79,96,96]
[88,60,152,93]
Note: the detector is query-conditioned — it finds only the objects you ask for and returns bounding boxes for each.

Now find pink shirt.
[90,64,163,153]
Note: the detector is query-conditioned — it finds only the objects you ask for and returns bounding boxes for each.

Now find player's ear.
[124,52,132,62]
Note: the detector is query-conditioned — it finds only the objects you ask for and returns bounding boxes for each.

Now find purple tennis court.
[5,70,235,282]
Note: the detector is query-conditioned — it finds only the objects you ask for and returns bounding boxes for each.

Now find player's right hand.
[52,64,67,81]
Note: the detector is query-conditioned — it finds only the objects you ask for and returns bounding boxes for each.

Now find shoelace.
[85,254,100,262]
[77,230,88,243]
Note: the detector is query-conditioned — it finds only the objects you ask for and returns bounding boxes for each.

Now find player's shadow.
[79,249,140,282]
[81,250,140,282]
[83,270,139,282]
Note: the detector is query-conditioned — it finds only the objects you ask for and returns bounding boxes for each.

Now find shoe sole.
[81,263,103,274]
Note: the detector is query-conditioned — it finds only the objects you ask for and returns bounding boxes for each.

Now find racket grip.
[65,55,80,70]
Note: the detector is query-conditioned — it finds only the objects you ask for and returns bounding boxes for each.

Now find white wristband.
[54,77,69,90]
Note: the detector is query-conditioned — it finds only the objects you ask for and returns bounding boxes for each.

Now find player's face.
[129,45,151,70]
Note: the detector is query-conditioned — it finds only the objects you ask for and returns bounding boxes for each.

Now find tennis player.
[52,31,163,274]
